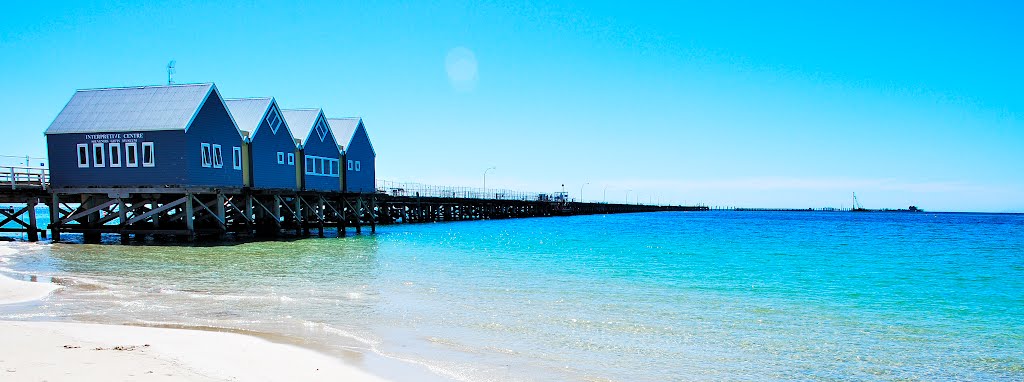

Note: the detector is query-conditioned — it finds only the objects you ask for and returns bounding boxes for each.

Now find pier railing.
[376,180,546,201]
[0,165,49,190]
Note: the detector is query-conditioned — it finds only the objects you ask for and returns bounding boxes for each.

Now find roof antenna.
[167,60,176,85]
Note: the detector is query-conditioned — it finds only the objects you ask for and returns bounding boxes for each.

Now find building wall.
[46,129,187,188]
[302,115,342,192]
[249,104,298,190]
[183,90,245,187]
[344,123,376,193]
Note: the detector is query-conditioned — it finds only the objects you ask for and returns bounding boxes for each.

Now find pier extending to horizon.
[0,166,703,243]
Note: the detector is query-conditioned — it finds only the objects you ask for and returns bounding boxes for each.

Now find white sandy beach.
[0,250,391,382]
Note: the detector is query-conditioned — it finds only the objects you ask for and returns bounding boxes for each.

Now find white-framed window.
[287,153,294,165]
[303,156,340,177]
[201,143,212,168]
[347,160,353,171]
[108,143,122,167]
[142,142,155,167]
[125,143,138,167]
[314,119,328,141]
[355,160,361,172]
[265,108,282,135]
[213,144,223,168]
[92,143,105,167]
[232,147,242,170]
[76,143,89,168]
[277,152,285,164]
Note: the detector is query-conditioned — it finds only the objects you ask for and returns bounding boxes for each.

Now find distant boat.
[851,192,868,212]
[850,192,923,212]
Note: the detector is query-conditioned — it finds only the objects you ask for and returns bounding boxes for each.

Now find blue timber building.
[44,83,245,189]
[327,118,376,193]
[224,97,300,190]
[282,109,342,192]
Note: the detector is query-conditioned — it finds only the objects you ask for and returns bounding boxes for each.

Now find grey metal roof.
[224,97,272,135]
[327,117,375,156]
[281,109,322,144]
[326,118,359,145]
[326,118,360,147]
[45,83,214,135]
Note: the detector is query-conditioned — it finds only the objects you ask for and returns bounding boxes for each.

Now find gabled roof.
[282,108,339,152]
[326,118,359,146]
[45,83,218,135]
[326,117,376,156]
[224,97,272,135]
[280,109,319,143]
[225,97,297,146]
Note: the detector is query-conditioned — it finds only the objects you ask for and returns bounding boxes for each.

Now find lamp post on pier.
[483,167,496,199]
[626,189,632,205]
[603,185,609,203]
[580,182,589,203]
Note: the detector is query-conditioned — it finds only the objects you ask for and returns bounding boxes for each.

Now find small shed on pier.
[327,118,376,193]
[225,97,300,190]
[282,109,342,192]
[44,83,245,188]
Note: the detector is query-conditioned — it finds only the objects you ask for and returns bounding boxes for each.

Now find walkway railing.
[376,180,547,201]
[0,165,49,190]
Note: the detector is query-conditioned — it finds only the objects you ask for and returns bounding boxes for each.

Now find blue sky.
[1,1,1021,211]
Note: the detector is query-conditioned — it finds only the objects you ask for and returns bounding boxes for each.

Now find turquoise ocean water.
[1,211,1023,381]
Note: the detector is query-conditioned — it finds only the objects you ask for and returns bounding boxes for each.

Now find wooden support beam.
[191,195,226,230]
[245,195,254,233]
[126,196,187,225]
[337,197,346,237]
[184,192,195,239]
[216,193,227,235]
[370,195,376,234]
[26,197,38,242]
[61,199,118,224]
[355,196,363,234]
[50,193,61,242]
[0,206,29,228]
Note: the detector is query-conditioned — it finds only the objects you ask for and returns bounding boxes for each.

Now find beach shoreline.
[0,243,393,382]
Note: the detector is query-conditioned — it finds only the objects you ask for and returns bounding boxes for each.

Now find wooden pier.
[1,170,704,244]
[0,165,49,241]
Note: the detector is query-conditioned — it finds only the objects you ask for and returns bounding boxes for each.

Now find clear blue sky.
[2,1,1021,212]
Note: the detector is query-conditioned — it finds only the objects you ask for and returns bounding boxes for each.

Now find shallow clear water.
[2,211,1023,381]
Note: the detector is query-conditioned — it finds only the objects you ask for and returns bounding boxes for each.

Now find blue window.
[314,119,328,141]
[125,143,138,167]
[232,147,242,170]
[108,143,122,168]
[201,143,212,168]
[212,144,223,169]
[92,143,105,168]
[77,144,89,168]
[265,108,282,135]
[142,142,155,167]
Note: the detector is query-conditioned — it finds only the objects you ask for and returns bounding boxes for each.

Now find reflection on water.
[2,212,1024,381]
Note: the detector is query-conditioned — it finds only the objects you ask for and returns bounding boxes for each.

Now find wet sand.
[0,272,391,381]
